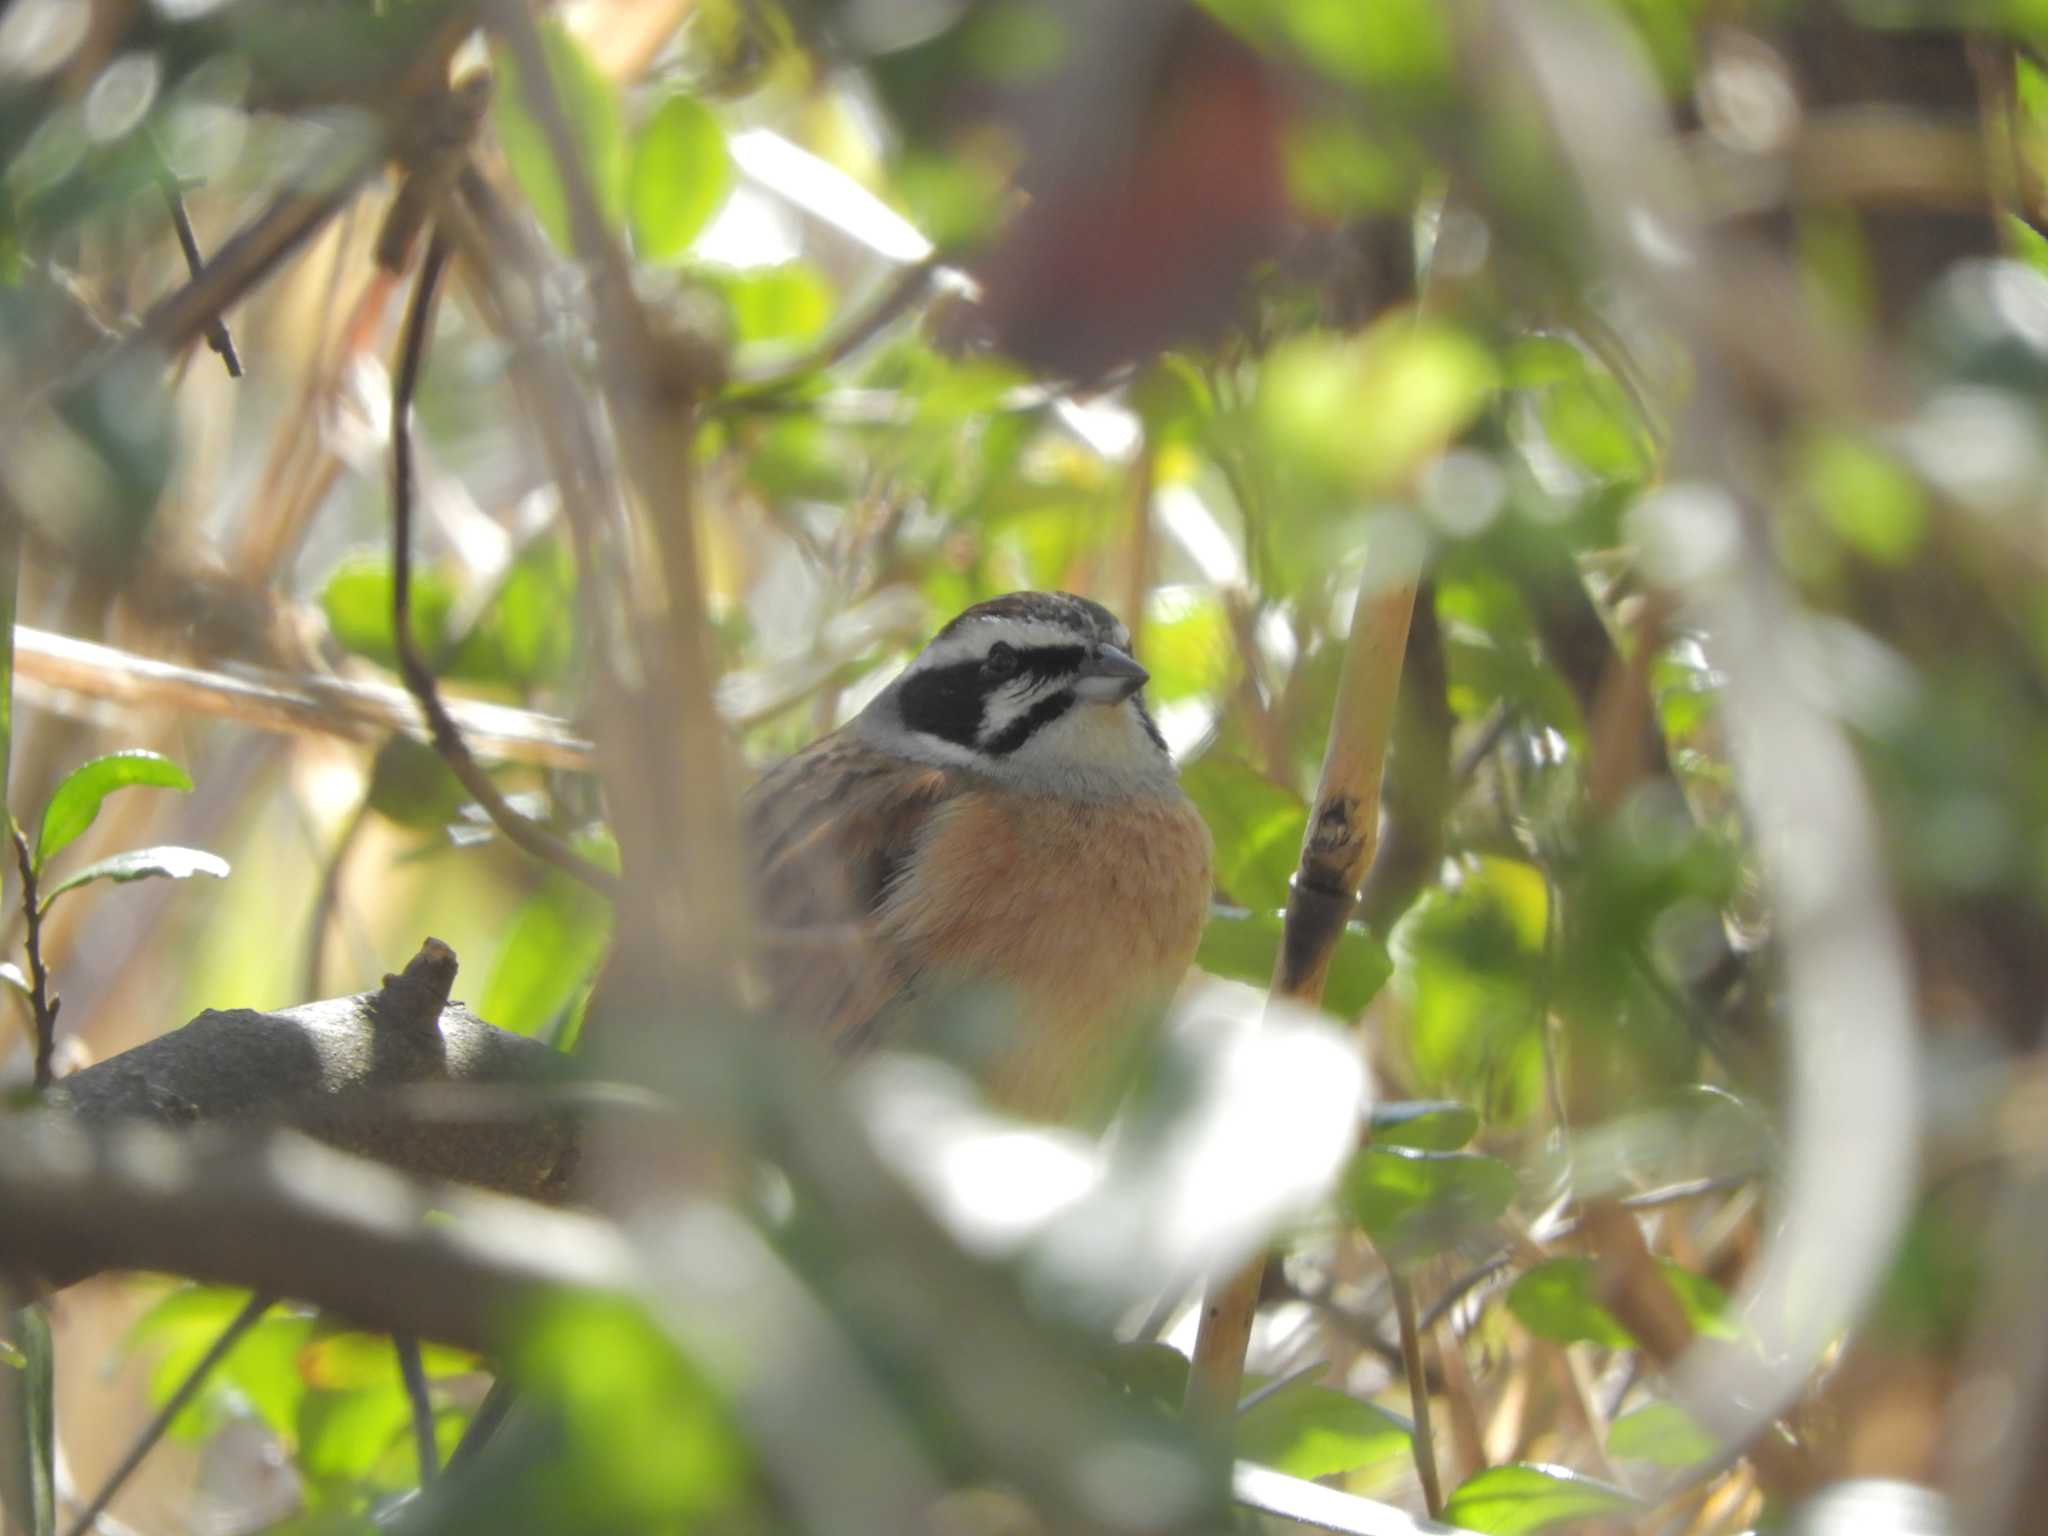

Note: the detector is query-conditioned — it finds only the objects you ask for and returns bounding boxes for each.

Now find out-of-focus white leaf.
[850,981,1367,1317]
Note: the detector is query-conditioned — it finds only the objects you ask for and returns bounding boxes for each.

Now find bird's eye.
[983,641,1020,681]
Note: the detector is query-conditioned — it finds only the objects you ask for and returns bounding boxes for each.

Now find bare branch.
[387,233,620,900]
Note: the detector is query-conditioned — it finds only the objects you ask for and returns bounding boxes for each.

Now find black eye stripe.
[1014,644,1085,682]
[982,692,1078,755]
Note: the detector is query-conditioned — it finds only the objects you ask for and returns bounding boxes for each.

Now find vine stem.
[388,232,619,901]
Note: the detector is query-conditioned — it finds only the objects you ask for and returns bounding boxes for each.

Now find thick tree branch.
[0,1117,634,1352]
[49,940,581,1200]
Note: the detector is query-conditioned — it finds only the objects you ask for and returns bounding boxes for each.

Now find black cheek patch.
[982,691,1078,756]
[897,661,986,748]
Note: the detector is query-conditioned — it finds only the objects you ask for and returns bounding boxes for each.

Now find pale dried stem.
[1186,567,1419,1421]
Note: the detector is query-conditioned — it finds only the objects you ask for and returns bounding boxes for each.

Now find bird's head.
[868,592,1175,798]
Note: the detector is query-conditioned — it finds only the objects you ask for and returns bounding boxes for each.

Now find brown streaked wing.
[744,730,957,1047]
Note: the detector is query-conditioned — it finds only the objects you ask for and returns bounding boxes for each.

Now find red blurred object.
[966,4,1290,381]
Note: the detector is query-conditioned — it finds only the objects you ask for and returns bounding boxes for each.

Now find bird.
[745,591,1213,1121]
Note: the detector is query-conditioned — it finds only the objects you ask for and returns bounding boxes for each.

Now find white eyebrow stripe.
[901,619,1102,676]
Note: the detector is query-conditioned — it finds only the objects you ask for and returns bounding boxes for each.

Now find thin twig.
[725,254,946,399]
[61,1292,272,1536]
[1419,1174,1754,1334]
[13,625,596,772]
[149,141,241,379]
[389,233,619,900]
[394,1333,439,1485]
[9,825,57,1090]
[444,1376,517,1474]
[1389,1270,1444,1519]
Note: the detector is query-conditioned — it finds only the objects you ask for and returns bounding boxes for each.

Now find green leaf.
[629,94,732,263]
[1100,1340,1190,1410]
[1343,1146,1516,1265]
[298,1380,412,1485]
[35,750,192,870]
[129,1287,302,1443]
[1507,1257,1739,1348]
[1506,1258,1634,1348]
[1181,753,1305,910]
[1369,1099,1480,1151]
[493,21,629,254]
[450,538,578,686]
[1196,910,1391,1018]
[364,736,466,830]
[712,262,835,345]
[0,1305,54,1536]
[1607,1401,1719,1467]
[300,1331,480,1392]
[319,555,455,672]
[1392,855,1550,1124]
[41,845,229,909]
[1237,1382,1409,1480]
[1662,1263,1739,1341]
[1798,429,1926,566]
[1277,0,1451,89]
[510,1296,747,1524]
[1256,318,1498,495]
[0,964,25,998]
[1444,1463,1641,1534]
[479,873,613,1037]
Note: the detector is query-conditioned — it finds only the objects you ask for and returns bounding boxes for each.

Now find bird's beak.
[1075,645,1150,702]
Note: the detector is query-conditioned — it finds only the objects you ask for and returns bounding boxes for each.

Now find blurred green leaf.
[448,538,579,687]
[1506,1258,1633,1348]
[713,262,835,345]
[1342,1146,1516,1265]
[1181,753,1305,910]
[480,872,613,1037]
[0,964,24,998]
[35,750,191,870]
[298,1379,411,1486]
[1444,1463,1640,1534]
[1196,910,1391,1018]
[1257,318,1498,495]
[509,1296,747,1524]
[300,1332,479,1393]
[891,151,1006,248]
[1276,0,1452,89]
[131,1289,308,1443]
[629,93,731,263]
[1392,856,1549,1124]
[1141,587,1230,702]
[494,21,628,254]
[1283,117,1415,218]
[1100,1340,1190,1411]
[1607,1401,1718,1466]
[320,555,454,673]
[41,845,228,909]
[1872,1190,1990,1350]
[365,736,465,829]
[1662,1262,1738,1341]
[1369,1099,1480,1151]
[1797,429,1926,566]
[1237,1382,1410,1480]
[1508,1256,1736,1347]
